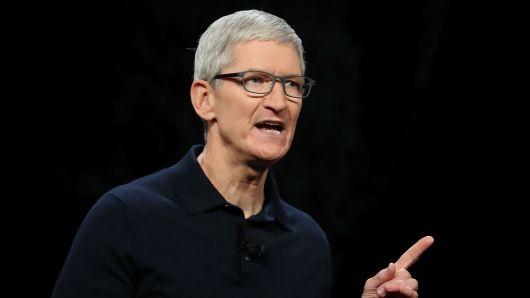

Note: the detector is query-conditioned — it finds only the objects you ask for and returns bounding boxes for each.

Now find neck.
[198,143,268,219]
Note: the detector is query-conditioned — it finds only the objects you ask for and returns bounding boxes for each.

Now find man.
[53,9,433,298]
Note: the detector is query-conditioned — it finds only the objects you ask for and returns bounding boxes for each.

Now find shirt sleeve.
[52,193,138,298]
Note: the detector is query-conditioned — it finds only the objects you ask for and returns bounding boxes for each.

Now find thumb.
[364,263,396,295]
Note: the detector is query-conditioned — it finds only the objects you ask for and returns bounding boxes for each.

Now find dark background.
[18,0,517,296]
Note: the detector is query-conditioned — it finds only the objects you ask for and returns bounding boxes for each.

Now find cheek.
[217,99,257,131]
[289,105,302,128]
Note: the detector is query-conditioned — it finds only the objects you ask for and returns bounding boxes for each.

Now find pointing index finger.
[395,236,434,270]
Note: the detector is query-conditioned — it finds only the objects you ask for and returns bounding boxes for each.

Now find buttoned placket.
[224,203,277,283]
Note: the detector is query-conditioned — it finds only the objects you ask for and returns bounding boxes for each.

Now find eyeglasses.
[213,71,315,99]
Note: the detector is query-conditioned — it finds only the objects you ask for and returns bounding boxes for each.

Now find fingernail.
[377,287,386,297]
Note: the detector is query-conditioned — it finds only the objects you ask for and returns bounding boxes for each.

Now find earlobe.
[190,80,216,121]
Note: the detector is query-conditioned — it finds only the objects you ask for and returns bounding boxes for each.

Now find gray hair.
[194,10,305,82]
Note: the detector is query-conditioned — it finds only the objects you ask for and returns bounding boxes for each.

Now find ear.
[190,79,216,122]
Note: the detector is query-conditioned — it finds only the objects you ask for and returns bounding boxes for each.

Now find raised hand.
[361,236,434,298]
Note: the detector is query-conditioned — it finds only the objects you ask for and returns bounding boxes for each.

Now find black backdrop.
[19,0,516,296]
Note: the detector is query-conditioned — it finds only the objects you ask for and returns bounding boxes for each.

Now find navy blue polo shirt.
[53,145,332,298]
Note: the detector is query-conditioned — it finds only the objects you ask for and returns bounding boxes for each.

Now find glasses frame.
[213,70,315,99]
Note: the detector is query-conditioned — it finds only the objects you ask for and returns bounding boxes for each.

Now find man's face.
[209,40,303,166]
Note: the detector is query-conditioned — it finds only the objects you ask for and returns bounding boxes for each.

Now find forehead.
[226,40,302,75]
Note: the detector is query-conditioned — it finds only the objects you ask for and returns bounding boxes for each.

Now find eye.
[285,79,301,90]
[245,76,266,85]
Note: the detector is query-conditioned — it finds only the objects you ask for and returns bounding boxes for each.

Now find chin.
[243,131,293,167]
[255,145,289,163]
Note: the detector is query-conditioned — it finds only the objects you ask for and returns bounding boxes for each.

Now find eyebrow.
[245,68,303,77]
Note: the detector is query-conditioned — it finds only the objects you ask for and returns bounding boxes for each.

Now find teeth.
[256,121,283,135]
[259,128,281,135]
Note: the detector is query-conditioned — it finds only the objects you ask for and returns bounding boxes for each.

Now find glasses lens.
[284,76,311,98]
[243,72,273,94]
[242,71,313,98]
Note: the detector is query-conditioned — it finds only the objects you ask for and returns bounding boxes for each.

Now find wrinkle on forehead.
[223,40,302,76]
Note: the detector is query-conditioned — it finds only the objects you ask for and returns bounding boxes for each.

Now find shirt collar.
[168,145,293,230]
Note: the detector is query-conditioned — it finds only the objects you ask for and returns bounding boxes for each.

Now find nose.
[262,80,287,112]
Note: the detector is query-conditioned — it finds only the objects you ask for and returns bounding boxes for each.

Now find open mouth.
[255,121,285,135]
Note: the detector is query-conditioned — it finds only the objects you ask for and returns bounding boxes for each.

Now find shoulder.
[91,165,186,220]
[107,166,176,207]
